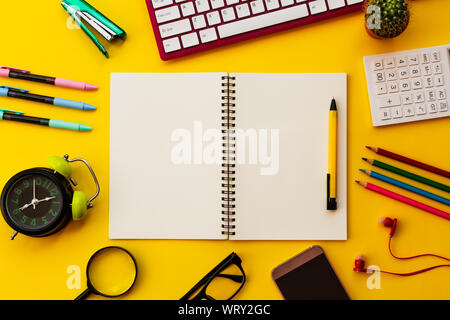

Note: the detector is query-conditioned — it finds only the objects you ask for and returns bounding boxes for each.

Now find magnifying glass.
[75,246,138,300]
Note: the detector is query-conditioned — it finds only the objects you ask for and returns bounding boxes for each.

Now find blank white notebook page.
[109,73,226,239]
[231,73,347,240]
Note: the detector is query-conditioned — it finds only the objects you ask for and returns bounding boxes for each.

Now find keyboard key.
[250,0,265,14]
[162,37,181,52]
[419,52,430,64]
[399,79,410,91]
[195,0,210,13]
[181,32,200,48]
[155,6,181,23]
[434,75,444,86]
[159,19,192,38]
[395,56,408,67]
[378,95,400,108]
[281,0,294,6]
[379,109,391,120]
[425,90,436,102]
[181,2,195,16]
[192,15,207,29]
[439,101,448,112]
[433,63,442,74]
[387,82,398,93]
[401,94,412,105]
[392,106,403,118]
[376,83,387,95]
[152,0,173,9]
[403,105,414,117]
[428,102,438,113]
[411,79,422,90]
[413,91,424,103]
[415,104,426,115]
[309,0,327,15]
[221,7,237,22]
[199,27,218,43]
[430,51,440,62]
[226,0,240,4]
[372,59,383,71]
[219,4,309,38]
[207,11,221,25]
[408,54,419,65]
[236,3,251,18]
[327,0,345,10]
[383,57,395,69]
[265,0,280,11]
[211,0,225,9]
[437,89,447,100]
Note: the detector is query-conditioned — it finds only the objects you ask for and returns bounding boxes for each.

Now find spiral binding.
[221,76,236,237]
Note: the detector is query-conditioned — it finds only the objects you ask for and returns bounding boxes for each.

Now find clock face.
[3,173,65,232]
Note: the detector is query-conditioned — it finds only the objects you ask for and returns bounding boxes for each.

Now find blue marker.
[360,169,450,206]
[0,85,96,111]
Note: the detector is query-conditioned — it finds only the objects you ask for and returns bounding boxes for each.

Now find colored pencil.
[360,169,450,206]
[362,158,450,193]
[366,146,450,178]
[356,181,450,221]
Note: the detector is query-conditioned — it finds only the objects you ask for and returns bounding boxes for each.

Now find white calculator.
[364,44,450,126]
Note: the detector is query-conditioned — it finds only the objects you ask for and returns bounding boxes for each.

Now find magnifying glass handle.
[75,288,92,300]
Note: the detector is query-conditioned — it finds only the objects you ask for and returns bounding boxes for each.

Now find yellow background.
[0,0,449,300]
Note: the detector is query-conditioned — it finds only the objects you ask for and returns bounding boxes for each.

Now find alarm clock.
[1,154,99,239]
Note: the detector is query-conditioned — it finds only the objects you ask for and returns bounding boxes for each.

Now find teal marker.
[0,86,96,111]
[360,169,450,206]
[0,109,92,132]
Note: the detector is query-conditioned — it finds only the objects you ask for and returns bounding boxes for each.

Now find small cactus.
[364,0,410,39]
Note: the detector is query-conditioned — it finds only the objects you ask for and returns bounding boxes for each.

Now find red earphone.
[354,217,450,276]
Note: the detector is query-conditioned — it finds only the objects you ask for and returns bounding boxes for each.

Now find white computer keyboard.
[364,44,450,127]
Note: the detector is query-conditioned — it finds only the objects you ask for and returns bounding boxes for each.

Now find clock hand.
[19,197,56,211]
[19,202,33,211]
[32,178,36,210]
[36,196,56,203]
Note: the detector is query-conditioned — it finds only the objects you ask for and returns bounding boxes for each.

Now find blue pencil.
[360,169,450,206]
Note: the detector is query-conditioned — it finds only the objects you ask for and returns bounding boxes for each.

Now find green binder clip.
[61,0,126,58]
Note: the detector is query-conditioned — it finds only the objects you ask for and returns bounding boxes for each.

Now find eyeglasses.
[180,252,246,300]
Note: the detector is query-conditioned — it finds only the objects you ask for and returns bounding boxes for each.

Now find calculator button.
[419,52,430,64]
[384,57,395,69]
[425,90,436,102]
[397,67,409,79]
[401,94,412,105]
[379,109,391,120]
[411,79,423,90]
[372,59,384,71]
[434,75,444,86]
[387,82,399,93]
[439,101,448,112]
[413,92,425,103]
[378,95,400,107]
[396,56,408,67]
[424,76,434,88]
[376,83,387,95]
[399,79,410,91]
[403,105,414,117]
[162,37,181,52]
[437,89,447,100]
[409,66,421,77]
[392,107,403,118]
[433,63,442,74]
[386,70,397,81]
[415,104,426,115]
[430,51,440,62]
[374,71,385,83]
[427,102,438,113]
[421,64,432,76]
[408,55,419,65]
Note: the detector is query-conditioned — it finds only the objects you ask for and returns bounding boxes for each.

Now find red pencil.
[356,180,450,221]
[366,146,450,178]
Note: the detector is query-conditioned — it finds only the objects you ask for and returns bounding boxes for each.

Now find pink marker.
[0,66,98,91]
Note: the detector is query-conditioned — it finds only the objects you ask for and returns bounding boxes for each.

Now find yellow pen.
[327,98,337,210]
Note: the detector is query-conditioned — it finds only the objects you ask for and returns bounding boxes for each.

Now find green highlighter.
[61,0,127,58]
[0,109,92,132]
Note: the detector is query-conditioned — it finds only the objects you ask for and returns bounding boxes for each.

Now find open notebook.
[110,73,347,240]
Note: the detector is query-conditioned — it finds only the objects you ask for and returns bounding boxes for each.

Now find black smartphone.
[272,245,349,300]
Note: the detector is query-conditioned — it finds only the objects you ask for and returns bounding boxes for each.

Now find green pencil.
[362,158,450,193]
